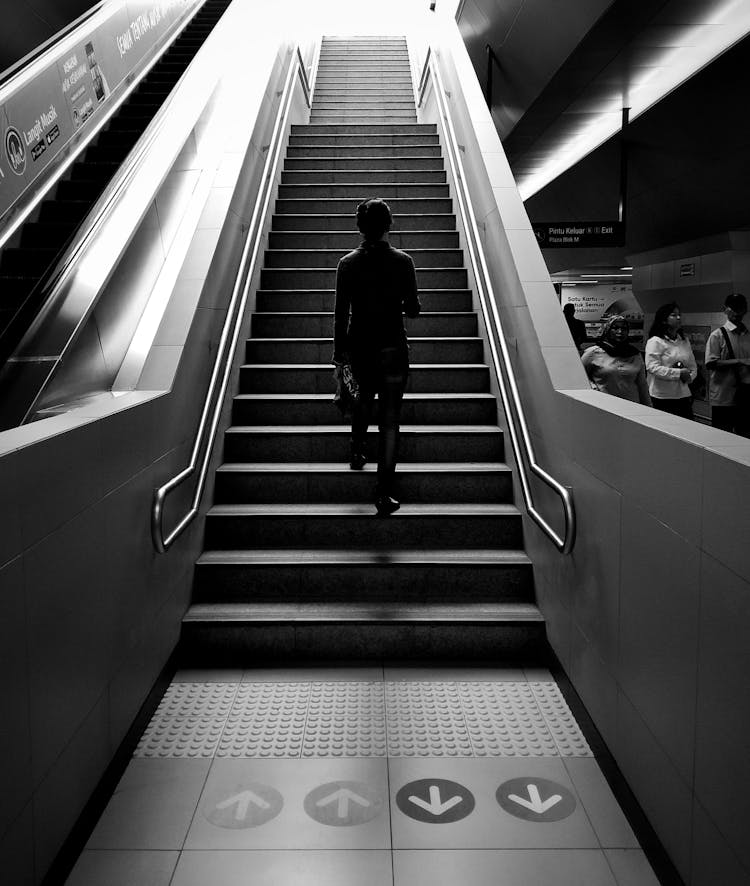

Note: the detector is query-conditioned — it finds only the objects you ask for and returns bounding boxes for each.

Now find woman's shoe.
[375,494,400,515]
[350,452,367,470]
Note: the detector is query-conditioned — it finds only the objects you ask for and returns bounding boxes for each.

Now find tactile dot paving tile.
[135,682,238,757]
[303,682,386,758]
[385,682,472,756]
[530,682,592,756]
[217,682,311,758]
[457,681,559,757]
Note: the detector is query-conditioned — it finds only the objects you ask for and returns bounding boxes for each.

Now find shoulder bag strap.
[720,327,735,359]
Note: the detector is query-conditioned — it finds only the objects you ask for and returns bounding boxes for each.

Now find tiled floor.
[64,666,662,885]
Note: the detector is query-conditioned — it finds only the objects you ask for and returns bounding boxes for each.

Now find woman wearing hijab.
[581,315,652,405]
[644,302,697,418]
[333,198,421,515]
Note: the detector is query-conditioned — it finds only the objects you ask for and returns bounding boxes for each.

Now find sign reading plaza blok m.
[532,221,625,248]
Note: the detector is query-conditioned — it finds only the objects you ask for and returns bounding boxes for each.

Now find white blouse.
[644,335,697,399]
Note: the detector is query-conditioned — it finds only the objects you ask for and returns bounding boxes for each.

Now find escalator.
[0,0,234,368]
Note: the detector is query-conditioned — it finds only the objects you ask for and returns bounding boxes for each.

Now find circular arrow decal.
[496,777,576,822]
[396,778,475,823]
[304,780,383,827]
[204,782,283,829]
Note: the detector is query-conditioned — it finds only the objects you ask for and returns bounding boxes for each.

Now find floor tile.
[563,758,639,848]
[393,848,618,885]
[389,757,600,849]
[185,757,391,849]
[172,850,393,885]
[65,849,179,885]
[86,759,210,850]
[605,849,662,886]
[242,666,384,682]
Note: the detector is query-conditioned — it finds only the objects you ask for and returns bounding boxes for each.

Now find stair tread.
[198,548,531,565]
[234,392,494,401]
[184,601,543,622]
[240,363,486,369]
[225,424,502,434]
[207,502,520,517]
[216,461,511,473]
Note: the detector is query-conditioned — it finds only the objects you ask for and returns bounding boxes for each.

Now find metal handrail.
[419,49,576,554]
[151,46,310,553]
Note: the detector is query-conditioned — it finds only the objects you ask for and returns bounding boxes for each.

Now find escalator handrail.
[151,46,311,554]
[3,0,216,419]
[419,48,576,555]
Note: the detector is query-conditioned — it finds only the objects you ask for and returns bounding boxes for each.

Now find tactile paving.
[529,681,592,756]
[135,682,238,757]
[135,679,591,758]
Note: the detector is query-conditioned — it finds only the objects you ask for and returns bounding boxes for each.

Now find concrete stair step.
[193,548,533,604]
[239,364,489,394]
[214,462,512,504]
[250,310,476,337]
[255,288,470,312]
[263,246,461,267]
[267,229,455,248]
[310,114,418,123]
[245,337,482,363]
[259,266,466,288]
[270,215,454,232]
[280,170,446,184]
[231,392,496,425]
[275,196,450,214]
[291,124,435,135]
[276,183,447,199]
[222,424,503,463]
[180,604,544,664]
[203,503,523,551]
[287,144,440,158]
[288,135,436,147]
[284,157,444,171]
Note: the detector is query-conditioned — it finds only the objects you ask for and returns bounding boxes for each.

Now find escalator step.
[57,179,107,202]
[0,275,42,309]
[0,248,59,277]
[39,201,91,225]
[21,223,76,249]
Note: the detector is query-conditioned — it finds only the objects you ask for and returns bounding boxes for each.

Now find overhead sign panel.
[532,221,625,248]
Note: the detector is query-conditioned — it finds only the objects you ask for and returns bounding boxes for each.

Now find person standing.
[333,198,421,514]
[581,315,652,406]
[705,292,750,436]
[644,302,697,419]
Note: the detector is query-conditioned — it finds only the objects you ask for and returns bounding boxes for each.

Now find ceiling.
[457,0,750,199]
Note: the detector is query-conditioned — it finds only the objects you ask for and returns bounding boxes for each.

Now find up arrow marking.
[408,785,463,816]
[508,783,562,814]
[216,790,271,820]
[316,787,371,818]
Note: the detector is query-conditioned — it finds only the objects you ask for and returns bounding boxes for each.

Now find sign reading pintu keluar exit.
[532,221,625,248]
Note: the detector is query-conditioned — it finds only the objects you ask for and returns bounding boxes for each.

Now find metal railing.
[151,47,311,553]
[419,48,576,554]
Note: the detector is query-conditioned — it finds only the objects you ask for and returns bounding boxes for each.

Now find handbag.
[333,362,360,416]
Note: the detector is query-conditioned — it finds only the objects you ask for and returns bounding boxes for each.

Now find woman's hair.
[599,314,629,341]
[356,198,393,241]
[648,302,682,339]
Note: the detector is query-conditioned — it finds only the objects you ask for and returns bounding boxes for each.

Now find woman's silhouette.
[333,198,421,514]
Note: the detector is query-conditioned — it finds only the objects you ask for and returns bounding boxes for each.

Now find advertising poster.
[2,65,75,192]
[0,103,28,212]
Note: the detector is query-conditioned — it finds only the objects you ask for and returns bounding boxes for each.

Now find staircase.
[181,36,544,662]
